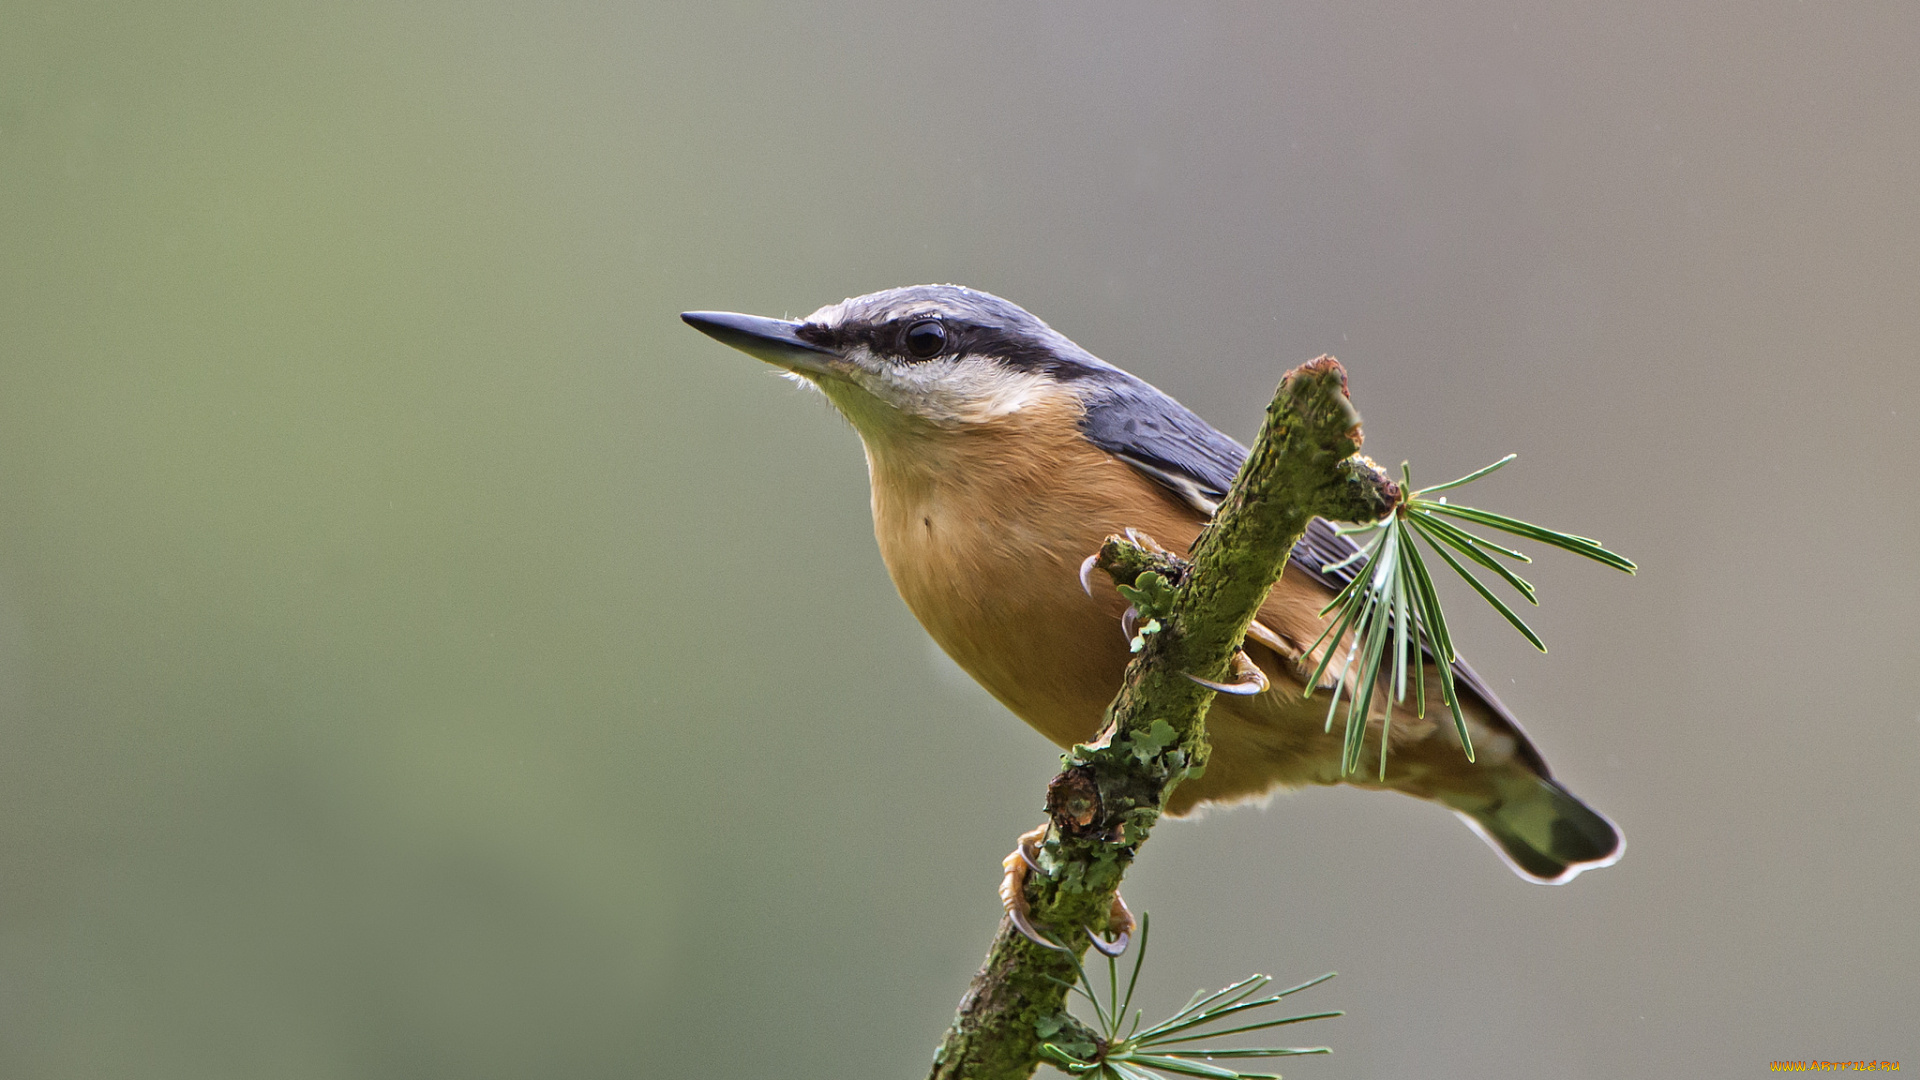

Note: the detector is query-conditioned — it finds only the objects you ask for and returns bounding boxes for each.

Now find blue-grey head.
[683,284,1250,511]
[682,285,1137,429]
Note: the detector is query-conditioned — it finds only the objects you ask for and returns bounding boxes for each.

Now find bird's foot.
[1184,648,1270,696]
[1078,553,1101,598]
[1000,824,1061,950]
[1079,529,1182,600]
[1000,823,1137,955]
[1122,526,1174,557]
[1086,892,1135,957]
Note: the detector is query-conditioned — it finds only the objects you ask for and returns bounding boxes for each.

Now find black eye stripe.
[795,316,1101,380]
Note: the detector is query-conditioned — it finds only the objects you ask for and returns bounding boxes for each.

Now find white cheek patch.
[844,350,1061,425]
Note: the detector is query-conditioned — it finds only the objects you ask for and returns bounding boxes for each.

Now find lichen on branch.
[927,358,1398,1080]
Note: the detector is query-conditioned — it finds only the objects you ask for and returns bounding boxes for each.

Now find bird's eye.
[902,319,947,359]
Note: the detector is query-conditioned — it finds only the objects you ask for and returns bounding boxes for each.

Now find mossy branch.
[927,357,1399,1080]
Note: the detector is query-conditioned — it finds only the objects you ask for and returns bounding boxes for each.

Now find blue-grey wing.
[1077,376,1358,588]
[1079,374,1548,775]
[1077,377,1247,515]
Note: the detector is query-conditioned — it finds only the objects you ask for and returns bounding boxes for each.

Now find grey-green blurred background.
[2,2,1915,1077]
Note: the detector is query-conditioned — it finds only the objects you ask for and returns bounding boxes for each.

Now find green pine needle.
[1039,914,1338,1079]
[1313,457,1635,779]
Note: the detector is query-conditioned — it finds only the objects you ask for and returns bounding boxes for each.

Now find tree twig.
[927,357,1399,1079]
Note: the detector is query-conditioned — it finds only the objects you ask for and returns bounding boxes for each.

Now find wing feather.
[1078,374,1552,777]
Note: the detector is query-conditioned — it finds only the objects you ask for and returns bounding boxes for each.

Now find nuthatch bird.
[683,285,1622,948]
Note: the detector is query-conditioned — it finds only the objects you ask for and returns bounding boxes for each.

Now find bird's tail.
[1451,775,1623,884]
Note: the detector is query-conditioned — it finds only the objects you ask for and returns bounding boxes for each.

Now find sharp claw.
[1086,925,1129,956]
[1193,671,1269,695]
[1002,824,1067,952]
[1012,906,1067,951]
[1187,671,1252,694]
[1244,620,1293,657]
[1184,650,1270,695]
[1079,553,1099,598]
[1086,894,1135,956]
[1121,606,1139,643]
[1121,527,1169,556]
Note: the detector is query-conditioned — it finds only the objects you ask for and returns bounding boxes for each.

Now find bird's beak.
[681,311,839,377]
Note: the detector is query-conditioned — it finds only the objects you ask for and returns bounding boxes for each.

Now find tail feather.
[1455,777,1623,884]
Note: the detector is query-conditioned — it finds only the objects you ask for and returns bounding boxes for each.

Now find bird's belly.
[864,440,1376,812]
[879,480,1159,749]
[880,507,1135,749]
[874,494,1385,810]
